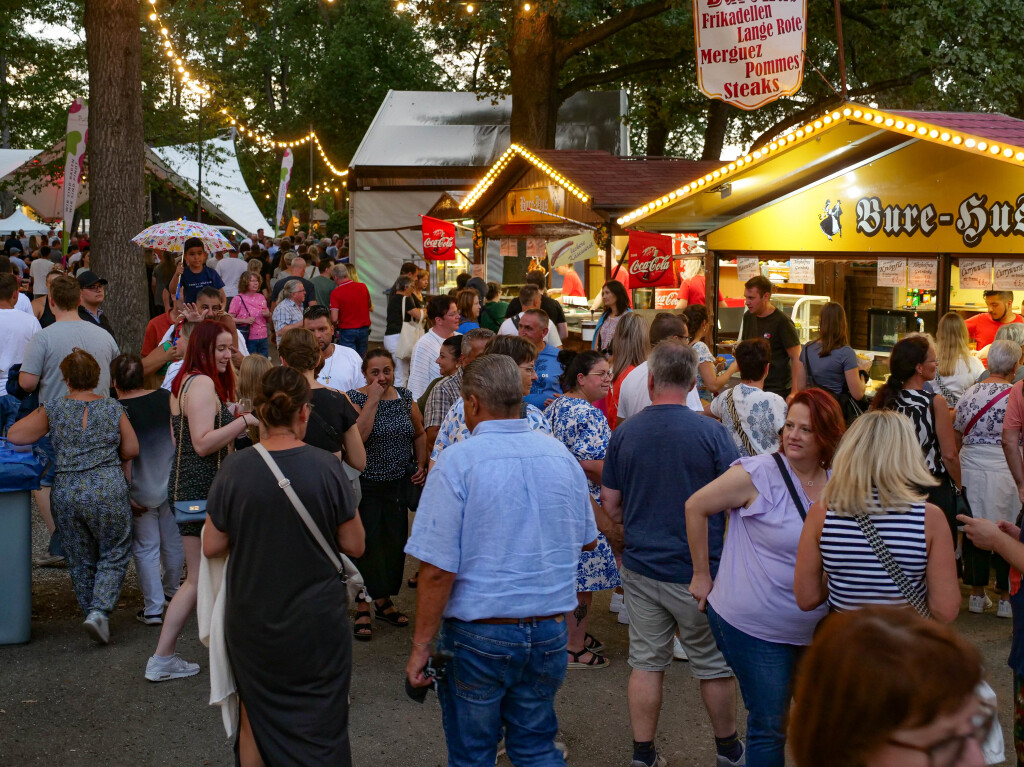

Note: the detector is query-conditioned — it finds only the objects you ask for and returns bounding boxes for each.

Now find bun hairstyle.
[362,347,395,373]
[870,335,932,412]
[277,327,321,372]
[559,349,605,392]
[256,366,310,428]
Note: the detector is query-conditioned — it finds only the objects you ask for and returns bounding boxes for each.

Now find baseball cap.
[76,270,108,288]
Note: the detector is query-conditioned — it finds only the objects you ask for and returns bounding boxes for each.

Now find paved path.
[0,517,1016,766]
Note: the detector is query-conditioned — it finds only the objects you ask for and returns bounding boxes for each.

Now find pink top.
[229,293,269,340]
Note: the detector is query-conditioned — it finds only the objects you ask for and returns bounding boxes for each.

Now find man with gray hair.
[602,340,743,767]
[422,327,495,450]
[329,262,372,357]
[269,256,317,310]
[405,354,597,766]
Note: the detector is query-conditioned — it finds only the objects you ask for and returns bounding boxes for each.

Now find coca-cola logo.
[629,245,672,283]
[424,229,455,253]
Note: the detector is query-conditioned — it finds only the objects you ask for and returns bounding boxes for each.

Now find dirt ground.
[0,514,1017,767]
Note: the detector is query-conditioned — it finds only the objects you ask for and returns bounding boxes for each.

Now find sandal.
[567,648,609,669]
[584,633,605,654]
[353,612,373,641]
[374,598,410,628]
[408,571,419,589]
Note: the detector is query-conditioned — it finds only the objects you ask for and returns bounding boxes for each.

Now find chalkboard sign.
[502,239,530,286]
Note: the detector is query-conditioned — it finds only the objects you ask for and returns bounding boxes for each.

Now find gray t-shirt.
[802,340,858,395]
[20,320,120,400]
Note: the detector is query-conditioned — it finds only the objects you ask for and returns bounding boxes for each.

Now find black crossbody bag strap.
[772,452,807,521]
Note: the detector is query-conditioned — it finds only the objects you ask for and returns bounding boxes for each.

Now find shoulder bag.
[934,373,959,408]
[396,296,424,360]
[963,387,1012,438]
[926,394,974,523]
[172,375,222,523]
[771,452,807,521]
[803,343,865,425]
[232,295,251,340]
[254,443,369,604]
[853,511,932,619]
[725,387,759,457]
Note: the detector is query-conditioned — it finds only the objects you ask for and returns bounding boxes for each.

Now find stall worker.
[968,290,1023,353]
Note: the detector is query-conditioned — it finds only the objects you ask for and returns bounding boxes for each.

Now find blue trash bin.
[0,438,50,645]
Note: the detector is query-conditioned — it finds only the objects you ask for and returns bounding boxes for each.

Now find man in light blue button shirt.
[405,355,597,767]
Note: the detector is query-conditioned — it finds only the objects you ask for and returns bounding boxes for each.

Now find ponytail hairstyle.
[255,366,311,428]
[870,335,931,412]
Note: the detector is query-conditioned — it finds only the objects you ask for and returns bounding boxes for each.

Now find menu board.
[994,260,1024,290]
[736,256,760,280]
[789,257,815,284]
[876,257,907,287]
[907,259,938,290]
[959,258,992,290]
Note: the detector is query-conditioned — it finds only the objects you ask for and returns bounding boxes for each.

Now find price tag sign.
[789,257,815,284]
[877,257,907,287]
[907,259,938,290]
[994,260,1024,290]
[736,256,760,280]
[960,258,992,290]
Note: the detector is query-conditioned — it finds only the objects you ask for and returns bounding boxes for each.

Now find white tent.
[0,209,49,235]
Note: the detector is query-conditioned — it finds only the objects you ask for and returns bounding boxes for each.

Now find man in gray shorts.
[603,340,744,767]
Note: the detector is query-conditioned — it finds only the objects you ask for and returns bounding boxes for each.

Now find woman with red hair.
[685,388,844,767]
[145,319,259,683]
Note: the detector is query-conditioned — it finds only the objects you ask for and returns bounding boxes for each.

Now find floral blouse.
[953,381,1013,446]
[710,384,787,457]
[544,396,610,501]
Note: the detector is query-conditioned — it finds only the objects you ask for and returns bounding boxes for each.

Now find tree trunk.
[0,51,13,218]
[644,88,669,156]
[85,0,147,352]
[700,99,731,161]
[508,12,562,149]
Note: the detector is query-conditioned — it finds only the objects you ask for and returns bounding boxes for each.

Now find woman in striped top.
[794,410,961,622]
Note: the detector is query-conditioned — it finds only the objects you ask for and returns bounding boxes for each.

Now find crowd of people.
[0,230,1015,767]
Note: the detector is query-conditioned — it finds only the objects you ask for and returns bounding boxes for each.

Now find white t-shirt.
[933,355,986,404]
[408,328,451,400]
[0,308,42,390]
[159,325,249,358]
[16,292,33,315]
[161,360,182,391]
[616,360,703,422]
[497,314,562,348]
[216,257,250,298]
[30,258,55,295]
[317,344,364,392]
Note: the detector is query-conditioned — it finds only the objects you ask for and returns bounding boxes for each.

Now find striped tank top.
[819,498,928,612]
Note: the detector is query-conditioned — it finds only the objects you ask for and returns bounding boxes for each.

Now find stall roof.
[620,102,1024,233]
[460,147,721,218]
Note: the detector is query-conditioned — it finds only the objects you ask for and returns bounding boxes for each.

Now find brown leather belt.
[472,614,564,625]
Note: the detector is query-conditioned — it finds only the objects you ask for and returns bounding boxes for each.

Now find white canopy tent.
[0,209,49,235]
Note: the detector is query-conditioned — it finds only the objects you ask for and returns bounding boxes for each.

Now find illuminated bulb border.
[460,144,591,211]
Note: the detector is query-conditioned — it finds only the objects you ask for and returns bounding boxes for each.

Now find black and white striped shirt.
[820,499,928,612]
[890,389,942,474]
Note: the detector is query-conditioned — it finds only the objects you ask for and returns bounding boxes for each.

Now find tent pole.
[196,92,203,223]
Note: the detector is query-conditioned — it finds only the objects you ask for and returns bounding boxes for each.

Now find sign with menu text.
[877,257,906,287]
[736,256,760,280]
[960,258,992,290]
[907,259,938,290]
[995,260,1024,290]
[789,257,815,283]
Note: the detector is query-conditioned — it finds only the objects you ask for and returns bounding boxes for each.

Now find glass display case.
[739,294,830,345]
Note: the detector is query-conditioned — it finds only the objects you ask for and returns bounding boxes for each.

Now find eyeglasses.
[589,370,613,379]
[886,705,996,767]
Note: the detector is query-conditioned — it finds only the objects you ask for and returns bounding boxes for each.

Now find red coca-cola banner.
[627,231,676,288]
[421,215,456,261]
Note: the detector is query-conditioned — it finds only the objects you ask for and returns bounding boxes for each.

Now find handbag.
[254,444,369,604]
[0,437,50,492]
[802,343,865,425]
[395,296,424,360]
[172,376,222,523]
[233,295,251,341]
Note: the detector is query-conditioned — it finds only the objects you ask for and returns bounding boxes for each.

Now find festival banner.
[789,257,815,284]
[960,258,992,290]
[274,149,294,237]
[693,0,807,110]
[876,257,907,287]
[546,232,597,267]
[908,259,938,290]
[736,255,760,280]
[627,230,675,288]
[61,98,88,253]
[994,260,1024,291]
[421,215,456,260]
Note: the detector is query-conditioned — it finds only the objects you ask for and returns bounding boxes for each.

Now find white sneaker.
[145,653,200,682]
[969,594,994,614]
[672,636,689,662]
[82,611,109,644]
[617,608,630,625]
[629,752,667,767]
[998,600,1013,619]
[610,591,624,613]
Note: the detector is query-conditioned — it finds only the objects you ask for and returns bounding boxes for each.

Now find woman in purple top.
[686,389,844,767]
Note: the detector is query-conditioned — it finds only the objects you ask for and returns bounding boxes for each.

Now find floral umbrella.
[131,220,232,255]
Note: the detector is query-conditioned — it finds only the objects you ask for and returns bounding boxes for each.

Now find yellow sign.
[707,141,1024,254]
[505,185,566,224]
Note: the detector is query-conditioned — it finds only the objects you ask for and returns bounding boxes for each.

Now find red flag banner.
[422,215,457,260]
[628,231,676,288]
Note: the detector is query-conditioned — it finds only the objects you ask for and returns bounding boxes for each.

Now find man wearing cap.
[216,246,249,299]
[77,270,114,336]
[168,236,226,305]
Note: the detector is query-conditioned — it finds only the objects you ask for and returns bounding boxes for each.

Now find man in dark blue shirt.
[603,339,744,767]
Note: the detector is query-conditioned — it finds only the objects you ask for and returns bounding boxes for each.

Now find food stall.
[616,103,1024,389]
[458,147,720,346]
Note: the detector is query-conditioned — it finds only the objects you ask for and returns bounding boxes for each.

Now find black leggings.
[962,538,1011,591]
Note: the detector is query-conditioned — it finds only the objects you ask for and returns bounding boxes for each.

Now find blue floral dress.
[544,396,621,592]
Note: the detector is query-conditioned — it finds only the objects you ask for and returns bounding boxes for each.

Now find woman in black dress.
[204,367,365,767]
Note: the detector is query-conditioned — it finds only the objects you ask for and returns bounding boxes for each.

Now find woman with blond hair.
[605,312,649,428]
[234,354,273,449]
[794,410,961,622]
[933,311,984,407]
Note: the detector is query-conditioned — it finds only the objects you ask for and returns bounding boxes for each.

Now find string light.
[460,144,590,211]
[615,102,1024,226]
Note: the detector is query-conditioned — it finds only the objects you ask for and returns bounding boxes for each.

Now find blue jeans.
[245,337,269,356]
[438,617,568,767]
[707,604,802,767]
[336,326,369,359]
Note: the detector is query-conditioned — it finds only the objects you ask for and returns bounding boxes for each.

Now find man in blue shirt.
[518,308,562,408]
[406,355,597,767]
[602,340,743,767]
[168,237,226,305]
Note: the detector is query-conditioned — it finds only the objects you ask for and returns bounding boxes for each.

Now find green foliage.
[324,208,347,239]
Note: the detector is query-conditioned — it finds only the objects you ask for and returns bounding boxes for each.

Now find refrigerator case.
[767,294,830,345]
[867,308,939,352]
